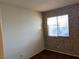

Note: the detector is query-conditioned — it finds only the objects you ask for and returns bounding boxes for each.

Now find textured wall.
[42,3,79,56]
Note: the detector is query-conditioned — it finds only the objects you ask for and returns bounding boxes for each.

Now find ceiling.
[0,0,79,12]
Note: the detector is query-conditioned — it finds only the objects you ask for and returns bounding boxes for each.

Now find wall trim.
[46,48,79,58]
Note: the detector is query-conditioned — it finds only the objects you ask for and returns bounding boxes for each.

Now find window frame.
[47,14,69,37]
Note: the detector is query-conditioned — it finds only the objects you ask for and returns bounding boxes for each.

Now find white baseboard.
[46,48,79,58]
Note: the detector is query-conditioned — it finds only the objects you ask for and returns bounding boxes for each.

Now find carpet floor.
[30,50,79,59]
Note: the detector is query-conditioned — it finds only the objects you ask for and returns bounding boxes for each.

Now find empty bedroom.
[0,0,79,59]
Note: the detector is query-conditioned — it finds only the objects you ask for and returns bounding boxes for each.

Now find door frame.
[0,8,4,59]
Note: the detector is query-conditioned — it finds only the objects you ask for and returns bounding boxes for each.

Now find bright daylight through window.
[47,15,69,37]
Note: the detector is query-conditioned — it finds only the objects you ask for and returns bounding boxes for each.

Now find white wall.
[0,4,44,59]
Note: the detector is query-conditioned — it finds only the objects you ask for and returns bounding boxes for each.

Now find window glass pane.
[48,26,58,36]
[58,15,69,36]
[47,17,58,36]
[47,17,57,26]
[58,15,68,27]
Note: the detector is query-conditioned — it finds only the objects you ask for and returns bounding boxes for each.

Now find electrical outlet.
[57,45,63,49]
[20,55,23,58]
[19,54,25,59]
[57,46,60,48]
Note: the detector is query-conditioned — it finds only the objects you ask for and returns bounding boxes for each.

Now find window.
[47,14,69,37]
